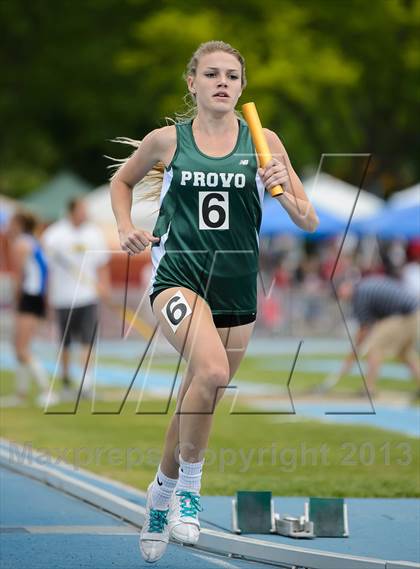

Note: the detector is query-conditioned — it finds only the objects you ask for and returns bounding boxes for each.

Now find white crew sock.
[80,372,94,398]
[176,456,204,494]
[150,464,178,510]
[15,363,31,396]
[27,358,49,390]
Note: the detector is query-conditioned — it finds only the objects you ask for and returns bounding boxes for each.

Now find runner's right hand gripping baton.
[242,102,284,197]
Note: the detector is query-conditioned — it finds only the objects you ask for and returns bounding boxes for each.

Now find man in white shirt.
[42,197,111,398]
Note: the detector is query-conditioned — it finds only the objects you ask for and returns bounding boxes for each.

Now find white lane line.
[190,551,242,569]
[1,525,137,535]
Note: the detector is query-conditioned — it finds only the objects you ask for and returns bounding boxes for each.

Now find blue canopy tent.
[260,197,347,238]
[352,202,420,239]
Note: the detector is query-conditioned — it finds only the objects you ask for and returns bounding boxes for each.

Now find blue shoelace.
[148,508,169,533]
[176,491,203,518]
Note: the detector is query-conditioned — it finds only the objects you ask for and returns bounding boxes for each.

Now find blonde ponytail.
[107,137,166,206]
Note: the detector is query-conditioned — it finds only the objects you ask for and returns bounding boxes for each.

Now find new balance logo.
[239,159,249,165]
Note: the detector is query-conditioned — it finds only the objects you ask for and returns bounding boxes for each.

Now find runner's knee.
[193,364,230,399]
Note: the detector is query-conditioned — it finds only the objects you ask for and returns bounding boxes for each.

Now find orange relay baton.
[242,102,284,197]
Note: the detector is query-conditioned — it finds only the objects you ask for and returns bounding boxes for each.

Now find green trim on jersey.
[150,117,265,315]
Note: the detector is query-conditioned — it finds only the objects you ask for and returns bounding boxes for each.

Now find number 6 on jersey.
[199,191,229,230]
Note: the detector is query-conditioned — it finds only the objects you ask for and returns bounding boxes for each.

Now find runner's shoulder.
[149,125,177,156]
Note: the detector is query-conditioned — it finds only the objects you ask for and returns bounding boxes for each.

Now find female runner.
[110,40,318,563]
[7,211,53,407]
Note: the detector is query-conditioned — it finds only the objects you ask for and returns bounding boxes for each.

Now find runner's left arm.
[261,128,319,232]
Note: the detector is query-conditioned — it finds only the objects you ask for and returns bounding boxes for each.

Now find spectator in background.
[401,239,420,299]
[273,258,290,289]
[3,212,57,407]
[298,255,325,328]
[320,274,419,398]
[319,238,353,282]
[259,259,289,333]
[42,198,111,401]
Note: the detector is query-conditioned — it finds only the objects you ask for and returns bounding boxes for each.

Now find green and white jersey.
[149,117,265,315]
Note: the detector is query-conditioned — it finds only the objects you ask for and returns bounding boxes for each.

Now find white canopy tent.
[85,184,159,247]
[303,172,384,222]
[389,183,420,208]
[0,194,20,230]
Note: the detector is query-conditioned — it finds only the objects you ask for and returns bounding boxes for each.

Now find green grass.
[96,353,417,395]
[1,371,418,498]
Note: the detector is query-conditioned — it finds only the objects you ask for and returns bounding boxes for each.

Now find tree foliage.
[1,0,419,197]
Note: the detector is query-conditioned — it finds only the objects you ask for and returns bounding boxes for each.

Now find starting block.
[307,497,349,537]
[275,498,348,538]
[232,493,349,538]
[275,514,315,539]
[231,491,276,534]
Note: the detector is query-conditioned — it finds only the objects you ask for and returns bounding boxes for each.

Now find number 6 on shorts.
[161,290,192,333]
